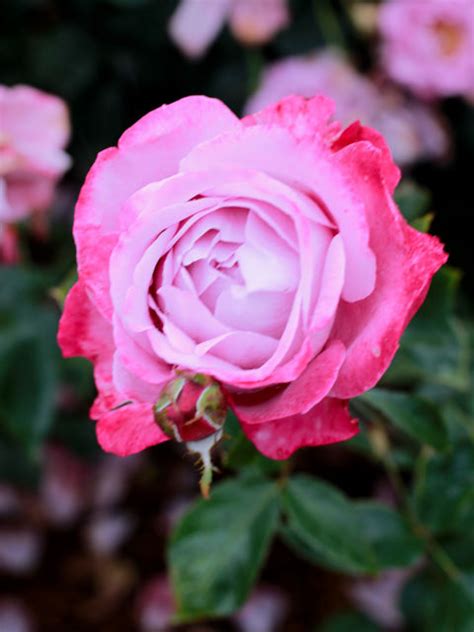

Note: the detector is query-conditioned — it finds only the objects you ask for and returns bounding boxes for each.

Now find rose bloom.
[245,51,449,166]
[378,0,474,99]
[58,95,446,460]
[168,0,289,59]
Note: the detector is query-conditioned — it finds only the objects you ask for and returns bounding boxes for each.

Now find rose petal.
[330,140,447,398]
[242,397,358,460]
[96,403,168,457]
[230,340,346,422]
[181,102,376,303]
[197,329,278,369]
[214,288,292,338]
[310,233,346,331]
[74,96,239,319]
[58,281,113,361]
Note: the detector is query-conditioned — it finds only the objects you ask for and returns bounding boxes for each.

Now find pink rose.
[378,0,474,99]
[245,51,449,166]
[58,95,446,460]
[168,0,289,59]
[0,84,71,225]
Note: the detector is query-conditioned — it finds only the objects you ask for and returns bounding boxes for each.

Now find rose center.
[432,19,464,57]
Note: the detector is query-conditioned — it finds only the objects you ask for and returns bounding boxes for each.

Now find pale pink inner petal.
[239,213,299,293]
[311,234,346,331]
[174,265,197,294]
[199,275,235,312]
[215,288,291,337]
[181,229,220,265]
[187,259,222,295]
[297,218,334,325]
[158,285,229,342]
[157,312,196,355]
[200,171,335,230]
[200,330,278,369]
[108,161,349,384]
[237,242,292,294]
[180,127,376,303]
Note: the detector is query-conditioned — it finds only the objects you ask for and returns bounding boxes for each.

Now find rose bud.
[154,374,226,443]
[154,374,227,497]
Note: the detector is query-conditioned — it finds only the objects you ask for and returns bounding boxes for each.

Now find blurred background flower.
[169,0,289,58]
[0,84,70,263]
[246,49,449,166]
[378,0,474,99]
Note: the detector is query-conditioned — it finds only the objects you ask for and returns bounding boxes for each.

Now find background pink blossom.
[168,0,289,58]
[0,84,71,225]
[378,0,474,99]
[246,51,449,166]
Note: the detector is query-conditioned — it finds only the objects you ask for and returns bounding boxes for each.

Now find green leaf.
[0,309,59,449]
[168,473,280,620]
[0,266,61,450]
[395,180,431,223]
[282,475,377,574]
[0,437,41,487]
[222,411,283,475]
[51,414,101,460]
[401,569,474,632]
[411,212,434,233]
[383,267,469,391]
[355,502,423,568]
[412,443,474,534]
[359,388,449,450]
[0,266,46,308]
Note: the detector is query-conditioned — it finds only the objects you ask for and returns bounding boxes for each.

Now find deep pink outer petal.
[59,282,168,456]
[229,340,346,423]
[58,281,118,415]
[242,398,357,460]
[329,139,447,399]
[243,93,340,143]
[332,121,400,193]
[58,281,114,361]
[96,404,168,456]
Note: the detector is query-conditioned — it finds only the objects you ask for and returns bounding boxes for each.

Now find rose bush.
[58,95,446,460]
